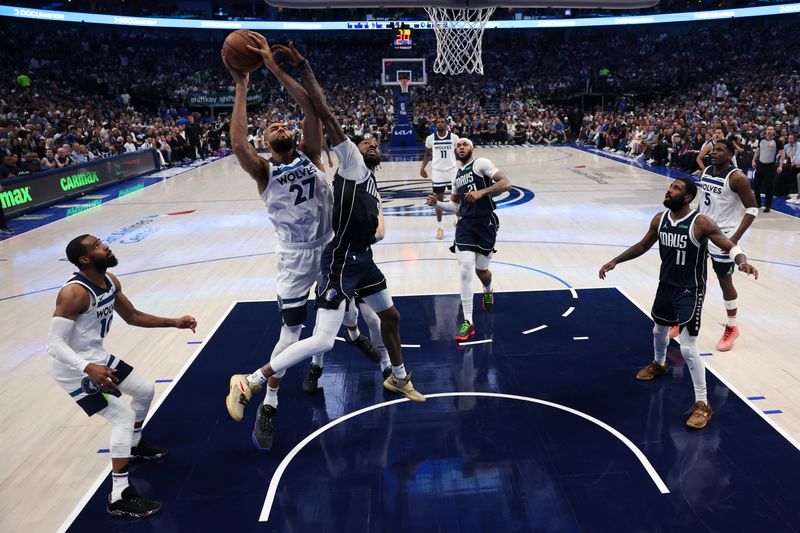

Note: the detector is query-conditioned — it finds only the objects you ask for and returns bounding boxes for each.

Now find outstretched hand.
[221,49,249,86]
[270,41,306,67]
[245,31,279,72]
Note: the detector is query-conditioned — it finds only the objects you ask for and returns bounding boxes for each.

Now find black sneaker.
[302,363,323,394]
[252,404,277,450]
[0,228,12,235]
[131,439,168,460]
[382,367,392,380]
[346,334,381,362]
[107,486,161,518]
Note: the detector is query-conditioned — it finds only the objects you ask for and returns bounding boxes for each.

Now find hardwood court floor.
[0,145,798,532]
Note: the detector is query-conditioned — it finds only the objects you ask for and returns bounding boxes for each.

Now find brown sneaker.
[685,401,713,429]
[635,360,668,381]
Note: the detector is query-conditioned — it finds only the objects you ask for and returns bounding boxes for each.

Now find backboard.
[382,58,427,87]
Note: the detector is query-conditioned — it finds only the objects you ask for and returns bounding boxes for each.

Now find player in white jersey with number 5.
[47,235,197,518]
[695,139,758,351]
[421,117,459,240]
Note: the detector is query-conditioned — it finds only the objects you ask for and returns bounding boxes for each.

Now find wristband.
[729,245,745,260]
[745,207,758,217]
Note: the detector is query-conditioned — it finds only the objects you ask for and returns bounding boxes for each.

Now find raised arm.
[108,273,198,331]
[221,48,269,193]
[695,215,758,279]
[247,34,324,167]
[272,42,347,146]
[599,212,661,279]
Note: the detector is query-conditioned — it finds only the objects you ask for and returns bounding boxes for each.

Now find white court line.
[401,344,421,348]
[562,307,575,318]
[258,391,669,522]
[523,325,548,335]
[335,336,346,342]
[573,336,589,341]
[56,301,238,533]
[615,286,800,453]
[569,288,578,299]
[458,339,493,346]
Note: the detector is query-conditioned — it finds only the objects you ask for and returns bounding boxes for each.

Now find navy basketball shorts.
[651,283,706,336]
[449,214,498,257]
[317,242,387,310]
[54,354,134,416]
[711,257,735,277]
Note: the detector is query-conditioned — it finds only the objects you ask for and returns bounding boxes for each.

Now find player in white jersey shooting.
[47,235,197,517]
[222,33,378,450]
[420,117,459,240]
[695,139,758,351]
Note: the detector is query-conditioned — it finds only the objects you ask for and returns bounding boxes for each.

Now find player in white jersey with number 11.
[421,117,459,240]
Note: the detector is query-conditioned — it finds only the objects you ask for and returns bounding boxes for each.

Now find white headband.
[460,138,474,148]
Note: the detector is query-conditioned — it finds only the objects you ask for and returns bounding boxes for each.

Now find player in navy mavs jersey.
[231,41,424,419]
[47,235,197,517]
[600,178,758,429]
[426,138,511,342]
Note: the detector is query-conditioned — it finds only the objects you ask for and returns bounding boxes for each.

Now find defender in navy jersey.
[698,139,758,352]
[238,41,425,406]
[426,138,511,342]
[47,235,197,517]
[600,178,758,429]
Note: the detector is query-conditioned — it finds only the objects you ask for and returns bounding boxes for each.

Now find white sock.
[483,282,493,293]
[392,364,407,380]
[347,326,361,341]
[311,354,323,368]
[437,220,443,229]
[246,369,267,387]
[726,315,737,327]
[131,427,142,447]
[679,329,707,402]
[653,324,669,366]
[111,469,129,501]
[264,386,279,408]
[724,299,737,327]
[457,251,476,323]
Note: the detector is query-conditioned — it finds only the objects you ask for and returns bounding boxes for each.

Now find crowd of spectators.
[1,15,798,201]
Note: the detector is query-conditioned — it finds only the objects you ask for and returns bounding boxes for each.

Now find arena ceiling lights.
[1,2,799,30]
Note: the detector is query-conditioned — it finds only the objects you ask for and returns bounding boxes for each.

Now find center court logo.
[378,179,535,217]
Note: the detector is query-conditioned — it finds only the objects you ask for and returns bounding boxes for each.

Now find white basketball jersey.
[52,273,116,374]
[425,132,459,173]
[699,165,744,262]
[261,150,333,245]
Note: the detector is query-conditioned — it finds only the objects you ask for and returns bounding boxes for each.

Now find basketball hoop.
[398,78,411,94]
[424,6,496,76]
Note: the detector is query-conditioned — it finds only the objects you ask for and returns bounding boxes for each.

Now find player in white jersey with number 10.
[421,117,459,240]
[696,138,758,351]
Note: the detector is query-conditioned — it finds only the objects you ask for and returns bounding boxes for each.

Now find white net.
[423,6,496,76]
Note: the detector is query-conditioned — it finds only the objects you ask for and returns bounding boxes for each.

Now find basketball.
[223,30,263,73]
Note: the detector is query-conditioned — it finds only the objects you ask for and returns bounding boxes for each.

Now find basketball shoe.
[226,374,261,421]
[635,360,668,381]
[436,227,444,240]
[107,486,161,518]
[482,291,494,311]
[685,401,713,429]
[383,371,426,402]
[346,333,381,362]
[252,404,277,450]
[717,325,739,351]
[455,320,475,342]
[131,440,168,461]
[303,363,323,393]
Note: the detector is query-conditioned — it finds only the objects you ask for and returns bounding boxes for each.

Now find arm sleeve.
[331,139,370,183]
[472,157,500,180]
[47,316,88,373]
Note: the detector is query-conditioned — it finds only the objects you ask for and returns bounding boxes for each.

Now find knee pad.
[362,290,394,314]
[100,397,136,458]
[475,253,493,271]
[118,370,154,422]
[281,304,308,327]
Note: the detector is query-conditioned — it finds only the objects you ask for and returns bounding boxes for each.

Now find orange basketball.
[223,30,263,73]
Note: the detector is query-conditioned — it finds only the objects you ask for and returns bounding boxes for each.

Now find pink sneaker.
[717,325,739,352]
[668,325,680,339]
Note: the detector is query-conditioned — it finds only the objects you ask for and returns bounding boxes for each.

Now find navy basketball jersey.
[657,210,707,289]
[330,140,380,251]
[452,157,499,218]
